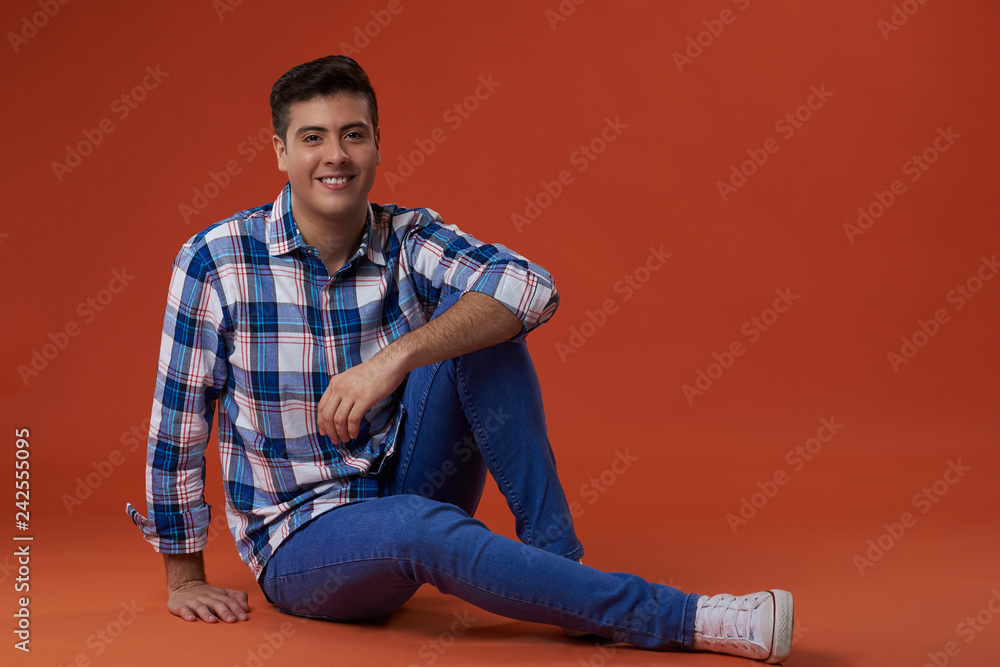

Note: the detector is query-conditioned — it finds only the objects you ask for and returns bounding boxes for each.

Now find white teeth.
[321,176,350,184]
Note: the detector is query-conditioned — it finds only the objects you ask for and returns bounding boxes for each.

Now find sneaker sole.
[766,589,794,664]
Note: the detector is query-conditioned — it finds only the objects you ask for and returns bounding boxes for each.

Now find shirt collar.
[265,183,386,267]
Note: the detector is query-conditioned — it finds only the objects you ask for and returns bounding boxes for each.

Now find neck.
[291,197,368,274]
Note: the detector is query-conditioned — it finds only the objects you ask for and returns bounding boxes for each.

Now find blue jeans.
[260,294,699,649]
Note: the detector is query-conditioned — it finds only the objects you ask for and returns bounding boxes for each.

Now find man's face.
[273,93,381,230]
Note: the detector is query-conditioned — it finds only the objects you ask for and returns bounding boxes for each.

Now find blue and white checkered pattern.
[127,183,559,579]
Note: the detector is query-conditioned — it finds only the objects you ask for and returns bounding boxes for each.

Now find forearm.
[164,552,207,591]
[386,291,523,373]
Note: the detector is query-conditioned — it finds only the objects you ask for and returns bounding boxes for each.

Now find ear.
[272,134,288,172]
[375,126,381,166]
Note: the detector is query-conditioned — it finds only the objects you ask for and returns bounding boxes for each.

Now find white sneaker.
[692,589,793,664]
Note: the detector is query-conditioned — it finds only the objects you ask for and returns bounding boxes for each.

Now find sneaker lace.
[696,594,763,644]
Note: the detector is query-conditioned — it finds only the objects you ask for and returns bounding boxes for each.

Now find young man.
[127,55,794,663]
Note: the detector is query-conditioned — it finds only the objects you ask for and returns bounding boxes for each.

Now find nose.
[324,139,350,165]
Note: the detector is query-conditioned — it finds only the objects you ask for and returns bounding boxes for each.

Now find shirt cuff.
[126,501,212,554]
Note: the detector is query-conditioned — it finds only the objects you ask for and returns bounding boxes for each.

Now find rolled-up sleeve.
[404,213,559,341]
[126,243,228,554]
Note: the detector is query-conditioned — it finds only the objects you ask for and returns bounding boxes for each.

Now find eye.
[303,134,321,143]
[345,131,364,140]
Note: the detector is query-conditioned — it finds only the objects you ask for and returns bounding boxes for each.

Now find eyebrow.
[294,122,370,137]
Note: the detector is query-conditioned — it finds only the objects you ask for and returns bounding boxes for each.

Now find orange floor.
[5,0,1000,665]
[16,414,1000,666]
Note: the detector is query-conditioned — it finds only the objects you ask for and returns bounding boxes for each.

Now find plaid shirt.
[126,183,558,579]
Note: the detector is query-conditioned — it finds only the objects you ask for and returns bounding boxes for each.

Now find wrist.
[169,578,208,593]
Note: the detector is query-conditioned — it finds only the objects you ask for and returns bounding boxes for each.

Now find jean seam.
[391,361,444,496]
[418,564,664,643]
[454,358,534,544]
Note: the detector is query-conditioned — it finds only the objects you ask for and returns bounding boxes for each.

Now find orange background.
[3,1,999,665]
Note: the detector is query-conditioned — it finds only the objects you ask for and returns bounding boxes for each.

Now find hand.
[167,580,250,623]
[317,351,407,444]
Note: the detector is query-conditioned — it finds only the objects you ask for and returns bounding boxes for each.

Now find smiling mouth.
[320,176,352,185]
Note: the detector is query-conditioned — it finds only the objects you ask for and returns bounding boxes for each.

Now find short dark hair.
[270,55,379,143]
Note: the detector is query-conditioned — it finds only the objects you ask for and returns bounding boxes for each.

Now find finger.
[317,390,330,436]
[319,394,341,438]
[173,604,199,622]
[189,602,220,623]
[206,597,243,623]
[348,401,368,440]
[334,398,353,443]
[317,393,328,436]
[227,588,251,613]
